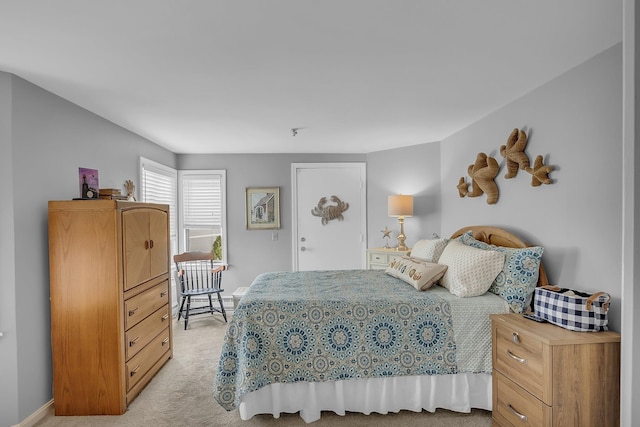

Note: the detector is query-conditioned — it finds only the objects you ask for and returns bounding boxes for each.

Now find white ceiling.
[0,1,622,154]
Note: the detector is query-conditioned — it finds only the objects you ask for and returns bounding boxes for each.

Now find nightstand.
[366,247,410,270]
[490,313,620,426]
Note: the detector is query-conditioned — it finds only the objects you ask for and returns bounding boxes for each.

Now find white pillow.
[385,256,448,291]
[410,238,449,263]
[437,240,505,297]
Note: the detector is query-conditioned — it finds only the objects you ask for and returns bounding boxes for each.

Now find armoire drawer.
[124,280,169,329]
[126,327,171,391]
[125,305,170,360]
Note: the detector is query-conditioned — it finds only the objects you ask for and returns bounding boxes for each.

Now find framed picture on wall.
[245,187,280,230]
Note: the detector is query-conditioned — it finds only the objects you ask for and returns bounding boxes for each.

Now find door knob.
[300,246,306,252]
[301,237,306,242]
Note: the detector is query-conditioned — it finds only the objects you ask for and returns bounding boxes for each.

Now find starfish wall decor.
[457,127,555,205]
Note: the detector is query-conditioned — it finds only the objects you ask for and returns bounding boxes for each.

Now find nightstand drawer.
[494,370,552,426]
[368,252,389,266]
[366,248,410,270]
[494,321,549,403]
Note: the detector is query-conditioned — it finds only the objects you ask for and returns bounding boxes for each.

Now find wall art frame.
[245,187,280,230]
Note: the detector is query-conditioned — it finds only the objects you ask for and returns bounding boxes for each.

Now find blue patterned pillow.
[457,231,544,313]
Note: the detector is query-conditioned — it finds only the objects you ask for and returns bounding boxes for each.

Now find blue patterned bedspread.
[213,270,506,411]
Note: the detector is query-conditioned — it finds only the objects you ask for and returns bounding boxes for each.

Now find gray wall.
[177,147,441,293]
[176,154,365,291]
[0,72,19,425]
[366,143,441,249]
[1,73,176,426]
[440,44,623,331]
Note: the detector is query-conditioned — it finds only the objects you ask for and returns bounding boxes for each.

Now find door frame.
[291,162,367,271]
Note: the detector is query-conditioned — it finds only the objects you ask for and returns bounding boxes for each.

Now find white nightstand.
[366,247,411,270]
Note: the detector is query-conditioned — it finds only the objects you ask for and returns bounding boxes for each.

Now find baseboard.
[13,399,53,427]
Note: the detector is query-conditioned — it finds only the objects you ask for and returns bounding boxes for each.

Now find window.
[178,170,227,264]
[139,157,178,262]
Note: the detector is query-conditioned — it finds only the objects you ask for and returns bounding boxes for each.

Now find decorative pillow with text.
[385,256,448,291]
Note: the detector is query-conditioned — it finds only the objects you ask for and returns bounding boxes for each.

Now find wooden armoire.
[48,200,173,415]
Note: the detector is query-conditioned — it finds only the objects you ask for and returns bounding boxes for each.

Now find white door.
[292,163,367,271]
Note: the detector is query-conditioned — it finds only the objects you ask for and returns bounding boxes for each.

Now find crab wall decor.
[311,195,349,225]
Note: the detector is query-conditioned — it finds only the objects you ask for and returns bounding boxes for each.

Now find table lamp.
[388,194,413,251]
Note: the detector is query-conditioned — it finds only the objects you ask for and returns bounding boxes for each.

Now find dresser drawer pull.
[130,365,141,377]
[507,403,528,422]
[128,307,139,316]
[160,291,168,297]
[162,337,170,346]
[512,331,520,343]
[162,313,169,321]
[129,336,140,347]
[507,350,527,364]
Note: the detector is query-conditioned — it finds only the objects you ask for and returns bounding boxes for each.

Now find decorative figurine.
[124,179,136,201]
[381,226,392,248]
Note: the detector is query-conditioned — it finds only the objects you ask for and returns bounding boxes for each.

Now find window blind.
[181,173,223,234]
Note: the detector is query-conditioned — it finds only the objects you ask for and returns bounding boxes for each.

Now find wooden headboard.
[449,225,549,287]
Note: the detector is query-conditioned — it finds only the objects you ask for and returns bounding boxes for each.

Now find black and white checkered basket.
[534,285,611,332]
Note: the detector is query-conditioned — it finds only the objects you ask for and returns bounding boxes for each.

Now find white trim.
[621,1,637,425]
[177,169,227,263]
[13,399,53,427]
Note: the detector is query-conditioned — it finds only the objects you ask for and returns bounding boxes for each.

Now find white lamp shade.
[388,195,414,217]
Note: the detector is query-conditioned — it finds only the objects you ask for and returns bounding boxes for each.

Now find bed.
[213,225,548,423]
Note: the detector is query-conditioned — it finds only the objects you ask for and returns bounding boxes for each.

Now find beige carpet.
[35,314,492,427]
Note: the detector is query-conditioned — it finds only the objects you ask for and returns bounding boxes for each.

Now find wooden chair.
[173,251,227,329]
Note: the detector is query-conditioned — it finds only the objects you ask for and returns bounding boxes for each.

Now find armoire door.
[123,208,168,290]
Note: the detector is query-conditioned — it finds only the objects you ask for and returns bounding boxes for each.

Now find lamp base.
[395,216,409,251]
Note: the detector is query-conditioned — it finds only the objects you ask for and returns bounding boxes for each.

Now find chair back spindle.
[173,251,227,329]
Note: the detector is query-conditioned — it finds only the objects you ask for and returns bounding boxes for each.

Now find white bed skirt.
[238,372,492,423]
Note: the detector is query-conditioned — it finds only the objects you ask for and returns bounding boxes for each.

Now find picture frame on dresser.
[78,167,99,199]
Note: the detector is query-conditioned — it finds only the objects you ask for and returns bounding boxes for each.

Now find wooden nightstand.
[490,313,620,427]
[366,247,410,270]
